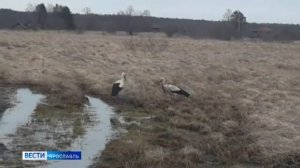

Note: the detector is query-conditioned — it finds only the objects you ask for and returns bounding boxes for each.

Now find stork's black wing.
[172,89,190,97]
[112,83,123,96]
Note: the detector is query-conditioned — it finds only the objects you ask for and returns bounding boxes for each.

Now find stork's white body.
[162,84,181,93]
[114,78,125,88]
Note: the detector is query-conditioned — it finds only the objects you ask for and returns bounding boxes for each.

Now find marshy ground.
[0,31,300,167]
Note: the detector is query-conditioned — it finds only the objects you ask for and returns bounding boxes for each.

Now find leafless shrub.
[123,36,138,52]
[145,147,169,162]
[272,152,300,168]
[123,36,169,54]
[152,130,187,150]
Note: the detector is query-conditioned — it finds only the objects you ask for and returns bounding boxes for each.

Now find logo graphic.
[22,151,81,160]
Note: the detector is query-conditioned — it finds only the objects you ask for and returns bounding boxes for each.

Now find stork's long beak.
[124,75,127,81]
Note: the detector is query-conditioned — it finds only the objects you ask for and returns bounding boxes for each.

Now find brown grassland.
[0,31,300,167]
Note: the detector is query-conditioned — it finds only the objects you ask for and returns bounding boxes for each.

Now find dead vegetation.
[0,31,299,167]
[123,36,169,55]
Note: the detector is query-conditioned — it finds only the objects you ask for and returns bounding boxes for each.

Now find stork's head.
[160,77,165,84]
[121,72,127,81]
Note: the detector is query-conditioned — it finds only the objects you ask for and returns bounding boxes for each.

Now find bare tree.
[126,6,135,16]
[25,3,35,12]
[141,10,151,17]
[118,6,151,17]
[47,4,54,13]
[82,7,91,15]
[223,9,232,21]
[117,11,126,15]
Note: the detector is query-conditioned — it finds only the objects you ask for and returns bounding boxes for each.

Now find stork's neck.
[119,77,124,84]
[160,81,166,92]
[121,75,125,82]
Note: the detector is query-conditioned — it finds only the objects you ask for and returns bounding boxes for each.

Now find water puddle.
[46,96,115,168]
[0,88,44,145]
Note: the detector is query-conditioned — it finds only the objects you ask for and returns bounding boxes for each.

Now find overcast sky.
[1,0,299,24]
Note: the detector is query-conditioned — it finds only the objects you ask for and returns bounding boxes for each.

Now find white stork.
[111,72,127,96]
[160,77,190,98]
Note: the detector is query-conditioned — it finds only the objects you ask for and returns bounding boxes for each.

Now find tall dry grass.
[0,31,300,167]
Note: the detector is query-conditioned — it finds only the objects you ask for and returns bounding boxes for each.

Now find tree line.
[0,3,300,41]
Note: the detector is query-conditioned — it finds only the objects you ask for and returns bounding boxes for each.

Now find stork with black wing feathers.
[160,77,190,99]
[112,72,127,97]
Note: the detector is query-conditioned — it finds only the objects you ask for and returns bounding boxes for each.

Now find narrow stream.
[0,88,44,145]
[47,96,115,168]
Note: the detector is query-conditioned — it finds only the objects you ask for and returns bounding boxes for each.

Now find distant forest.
[0,4,300,41]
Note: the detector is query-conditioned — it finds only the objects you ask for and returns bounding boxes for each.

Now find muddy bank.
[0,86,15,165]
[0,86,15,118]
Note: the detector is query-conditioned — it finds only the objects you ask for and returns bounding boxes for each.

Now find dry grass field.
[0,31,300,167]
